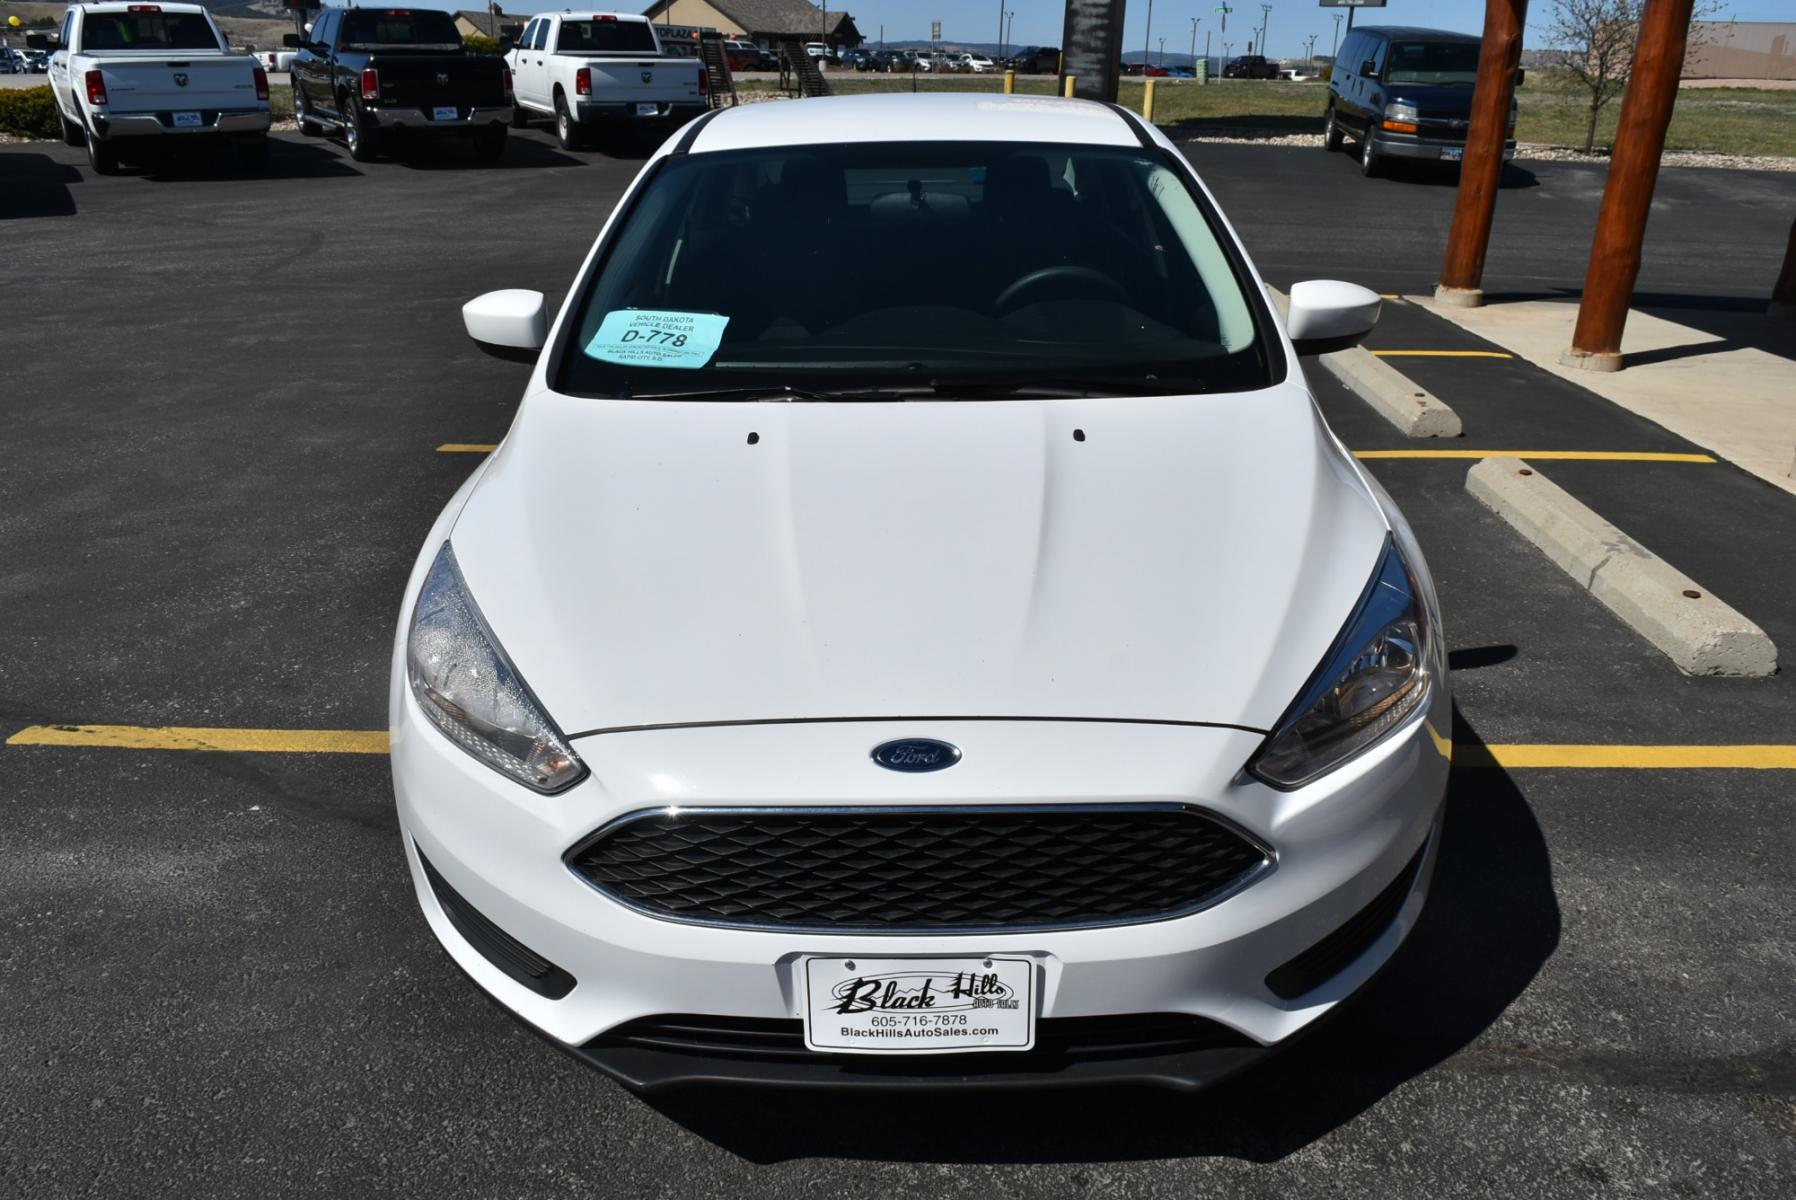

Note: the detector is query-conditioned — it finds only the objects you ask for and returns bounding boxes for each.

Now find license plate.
[634,102,659,117]
[1439,146,1464,162]
[172,111,202,128]
[802,956,1036,1054]
[432,106,458,121]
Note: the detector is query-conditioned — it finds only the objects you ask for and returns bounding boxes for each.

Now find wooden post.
[1771,216,1796,317]
[1435,0,1529,308]
[1564,0,1697,370]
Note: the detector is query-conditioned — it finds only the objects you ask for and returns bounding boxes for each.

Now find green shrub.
[0,86,61,139]
[463,34,500,55]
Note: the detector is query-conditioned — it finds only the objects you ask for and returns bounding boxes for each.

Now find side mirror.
[499,36,513,53]
[1360,58,1377,77]
[26,33,53,50]
[1514,67,1527,86]
[1285,280,1381,356]
[282,33,301,48]
[463,289,547,362]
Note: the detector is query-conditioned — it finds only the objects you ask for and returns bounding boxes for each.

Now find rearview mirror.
[26,33,53,50]
[1284,280,1381,356]
[1514,67,1527,86]
[463,289,547,362]
[1360,58,1377,77]
[282,33,301,48]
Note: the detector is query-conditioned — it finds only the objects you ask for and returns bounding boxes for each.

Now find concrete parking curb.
[1267,287,1462,438]
[1465,458,1778,678]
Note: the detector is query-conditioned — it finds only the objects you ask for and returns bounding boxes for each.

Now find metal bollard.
[1063,74,1076,98]
[1143,78,1156,121]
[1003,69,1015,95]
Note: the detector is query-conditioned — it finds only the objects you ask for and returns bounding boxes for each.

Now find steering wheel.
[994,265,1128,315]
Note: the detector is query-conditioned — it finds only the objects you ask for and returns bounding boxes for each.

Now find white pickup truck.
[504,11,705,151]
[35,2,270,174]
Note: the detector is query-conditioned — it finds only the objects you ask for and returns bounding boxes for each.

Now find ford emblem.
[871,739,961,773]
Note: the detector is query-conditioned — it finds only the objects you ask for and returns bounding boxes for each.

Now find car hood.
[449,383,1389,736]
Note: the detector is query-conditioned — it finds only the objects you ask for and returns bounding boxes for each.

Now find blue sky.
[482,2,1792,60]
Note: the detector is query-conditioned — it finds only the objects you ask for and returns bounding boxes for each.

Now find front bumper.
[391,673,1451,1090]
[92,108,270,139]
[365,104,512,131]
[1372,130,1518,162]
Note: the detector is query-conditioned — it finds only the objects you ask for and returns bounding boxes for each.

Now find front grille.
[566,805,1271,933]
[592,1012,1257,1064]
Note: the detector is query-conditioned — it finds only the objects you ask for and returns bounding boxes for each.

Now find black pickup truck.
[287,7,512,162]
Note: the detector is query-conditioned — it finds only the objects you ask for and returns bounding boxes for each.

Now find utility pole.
[1158,35,1165,65]
[1189,17,1198,66]
[1436,0,1529,308]
[1564,0,1699,368]
[1330,13,1341,62]
[1259,3,1271,59]
[1143,0,1153,74]
[1005,10,1014,56]
[996,0,1003,59]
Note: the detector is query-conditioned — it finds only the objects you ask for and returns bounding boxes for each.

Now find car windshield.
[81,12,220,51]
[1383,41,1481,85]
[558,19,657,53]
[341,10,461,47]
[553,141,1271,399]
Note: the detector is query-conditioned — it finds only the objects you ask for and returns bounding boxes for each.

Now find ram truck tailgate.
[90,54,259,111]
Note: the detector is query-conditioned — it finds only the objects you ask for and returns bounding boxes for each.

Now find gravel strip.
[1177,130,1795,171]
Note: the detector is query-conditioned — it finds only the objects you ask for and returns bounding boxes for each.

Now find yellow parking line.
[1354,449,1717,463]
[1371,349,1513,359]
[1455,744,1796,770]
[5,724,388,754]
[438,443,498,454]
[8,725,1796,769]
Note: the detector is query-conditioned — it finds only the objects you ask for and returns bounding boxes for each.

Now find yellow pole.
[1063,74,1076,97]
[1143,78,1156,121]
[1003,69,1015,94]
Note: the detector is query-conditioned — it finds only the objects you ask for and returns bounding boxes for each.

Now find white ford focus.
[392,93,1451,1091]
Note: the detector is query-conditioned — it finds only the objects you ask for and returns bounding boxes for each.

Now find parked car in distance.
[724,40,774,72]
[1005,46,1060,73]
[35,2,271,174]
[505,11,704,152]
[1323,25,1517,177]
[873,48,916,72]
[288,7,510,162]
[0,49,21,74]
[1222,54,1278,79]
[958,52,995,73]
[841,47,876,71]
[803,41,828,61]
[418,91,1447,1096]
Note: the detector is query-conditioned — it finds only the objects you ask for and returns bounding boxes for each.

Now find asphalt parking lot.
[3,128,1794,1198]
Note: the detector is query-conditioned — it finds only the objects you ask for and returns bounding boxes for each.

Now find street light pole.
[1259,4,1271,59]
[996,0,1003,61]
[1143,0,1153,75]
[1330,12,1341,61]
[1189,18,1198,67]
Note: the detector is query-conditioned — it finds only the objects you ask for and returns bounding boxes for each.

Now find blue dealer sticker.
[584,309,729,369]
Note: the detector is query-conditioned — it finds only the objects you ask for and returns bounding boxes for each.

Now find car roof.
[555,11,653,21]
[77,1,210,11]
[1355,26,1483,44]
[690,92,1143,154]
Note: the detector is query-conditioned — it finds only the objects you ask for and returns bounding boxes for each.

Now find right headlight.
[406,542,587,795]
[1248,537,1431,790]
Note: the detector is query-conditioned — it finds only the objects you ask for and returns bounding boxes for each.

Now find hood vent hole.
[746,432,760,445]
[1073,429,1086,442]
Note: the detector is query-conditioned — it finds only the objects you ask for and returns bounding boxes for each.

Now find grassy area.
[754,71,1796,157]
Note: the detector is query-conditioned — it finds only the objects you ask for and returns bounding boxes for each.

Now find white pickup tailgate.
[90,55,259,111]
[578,57,701,103]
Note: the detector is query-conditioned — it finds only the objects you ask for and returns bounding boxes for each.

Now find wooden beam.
[1435,0,1529,308]
[1564,0,1697,370]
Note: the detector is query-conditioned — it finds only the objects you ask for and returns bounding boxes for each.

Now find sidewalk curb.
[1267,287,1462,438]
[1465,458,1778,678]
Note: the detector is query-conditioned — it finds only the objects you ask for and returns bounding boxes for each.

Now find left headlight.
[1248,537,1431,790]
[406,542,587,794]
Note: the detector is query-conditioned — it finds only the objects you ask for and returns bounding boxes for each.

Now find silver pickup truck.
[37,1,270,173]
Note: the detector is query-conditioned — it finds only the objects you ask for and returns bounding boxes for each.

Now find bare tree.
[1547,0,1710,154]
